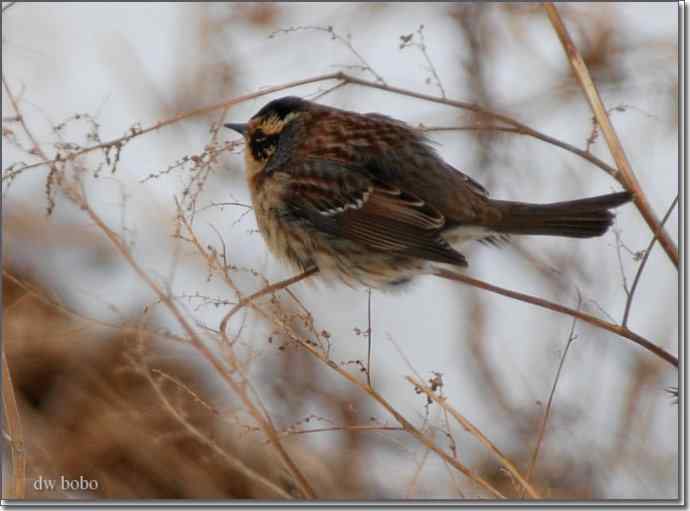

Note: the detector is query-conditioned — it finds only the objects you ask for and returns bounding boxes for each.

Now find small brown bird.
[226,97,632,289]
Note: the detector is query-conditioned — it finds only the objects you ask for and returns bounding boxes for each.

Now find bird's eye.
[249,130,278,162]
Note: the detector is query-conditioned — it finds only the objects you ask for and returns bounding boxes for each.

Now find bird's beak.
[224,122,248,135]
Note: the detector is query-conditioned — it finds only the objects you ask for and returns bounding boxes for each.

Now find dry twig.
[131,354,294,499]
[544,3,678,267]
[524,297,581,494]
[407,376,540,499]
[1,350,25,499]
[434,269,677,368]
[622,195,679,327]
[219,267,319,337]
[238,295,505,497]
[78,196,317,499]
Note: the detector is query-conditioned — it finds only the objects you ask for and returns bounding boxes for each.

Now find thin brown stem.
[335,73,620,176]
[336,70,678,268]
[8,61,674,270]
[270,25,386,84]
[433,269,677,368]
[219,267,318,337]
[407,376,540,499]
[439,126,631,183]
[250,304,505,498]
[80,198,317,499]
[366,288,373,387]
[4,270,195,351]
[405,444,433,498]
[622,195,679,327]
[544,3,678,267]
[2,350,26,499]
[133,356,294,499]
[9,67,653,249]
[524,297,581,495]
[2,74,45,160]
[8,71,619,190]
[3,72,343,178]
[278,425,404,438]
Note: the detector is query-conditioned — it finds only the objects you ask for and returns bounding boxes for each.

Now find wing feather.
[281,161,467,267]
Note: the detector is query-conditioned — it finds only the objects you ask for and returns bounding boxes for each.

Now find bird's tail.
[489,191,633,238]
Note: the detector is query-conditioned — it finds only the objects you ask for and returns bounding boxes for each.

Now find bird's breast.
[249,172,315,271]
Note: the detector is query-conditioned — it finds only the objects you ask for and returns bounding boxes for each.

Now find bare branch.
[3,72,344,181]
[407,376,540,499]
[270,25,386,85]
[8,70,628,194]
[613,229,632,300]
[79,194,318,499]
[433,269,677,368]
[544,2,678,267]
[219,267,319,338]
[131,357,294,499]
[223,277,506,496]
[399,24,446,98]
[334,73,623,177]
[1,350,26,498]
[622,195,679,327]
[258,314,506,498]
[524,296,581,493]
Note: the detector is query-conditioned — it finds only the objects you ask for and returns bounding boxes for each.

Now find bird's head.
[225,96,309,174]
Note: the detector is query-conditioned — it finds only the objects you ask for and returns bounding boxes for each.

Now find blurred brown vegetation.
[3,268,374,499]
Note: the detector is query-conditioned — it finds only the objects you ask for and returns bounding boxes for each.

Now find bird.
[225,96,632,289]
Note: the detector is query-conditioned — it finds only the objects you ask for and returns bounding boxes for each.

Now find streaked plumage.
[226,97,632,288]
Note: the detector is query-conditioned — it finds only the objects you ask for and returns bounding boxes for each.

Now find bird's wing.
[279,160,468,267]
[364,112,490,198]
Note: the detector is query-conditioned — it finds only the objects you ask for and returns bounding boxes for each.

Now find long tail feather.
[490,191,633,238]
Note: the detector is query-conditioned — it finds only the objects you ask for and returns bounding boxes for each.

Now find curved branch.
[434,269,677,368]
[255,307,505,498]
[2,71,619,186]
[81,198,318,499]
[407,376,541,499]
[334,68,677,267]
[219,267,318,337]
[333,72,619,176]
[2,351,26,498]
[7,51,677,270]
[544,3,678,267]
[3,72,343,179]
[622,195,679,327]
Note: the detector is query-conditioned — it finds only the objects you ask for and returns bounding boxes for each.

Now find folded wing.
[281,161,468,267]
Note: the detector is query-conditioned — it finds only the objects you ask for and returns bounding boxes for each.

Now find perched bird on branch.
[226,96,631,289]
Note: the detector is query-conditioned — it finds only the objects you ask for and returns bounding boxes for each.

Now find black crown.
[253,96,307,121]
